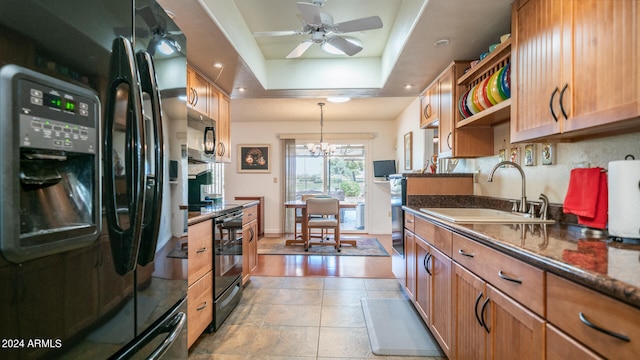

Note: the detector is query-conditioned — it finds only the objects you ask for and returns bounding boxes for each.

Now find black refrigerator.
[0,0,189,358]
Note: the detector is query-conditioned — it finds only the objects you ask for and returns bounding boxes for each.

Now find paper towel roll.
[608,160,640,239]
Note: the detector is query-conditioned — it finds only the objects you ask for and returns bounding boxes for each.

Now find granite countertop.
[187,200,259,225]
[404,205,640,309]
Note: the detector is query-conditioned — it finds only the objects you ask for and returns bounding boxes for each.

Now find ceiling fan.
[253,0,383,59]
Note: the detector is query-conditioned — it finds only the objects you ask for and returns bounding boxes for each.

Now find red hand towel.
[563,168,608,229]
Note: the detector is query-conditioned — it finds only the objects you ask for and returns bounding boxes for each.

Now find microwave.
[187,107,216,163]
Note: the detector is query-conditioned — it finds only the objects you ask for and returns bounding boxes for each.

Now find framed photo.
[509,146,519,164]
[524,144,535,166]
[542,143,553,165]
[404,132,413,170]
[238,144,270,173]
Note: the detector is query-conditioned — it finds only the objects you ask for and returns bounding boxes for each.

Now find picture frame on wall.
[238,144,270,173]
[524,144,535,166]
[404,131,413,170]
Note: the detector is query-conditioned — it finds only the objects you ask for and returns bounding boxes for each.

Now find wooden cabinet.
[187,219,214,348]
[414,236,431,323]
[242,204,259,285]
[511,0,640,142]
[436,61,493,158]
[453,264,488,360]
[547,273,640,359]
[404,230,416,300]
[235,196,265,237]
[452,232,544,316]
[452,263,544,360]
[216,93,231,162]
[546,324,603,360]
[420,82,439,128]
[187,66,209,115]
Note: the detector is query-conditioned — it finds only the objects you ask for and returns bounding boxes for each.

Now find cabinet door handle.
[480,297,491,333]
[196,247,208,254]
[423,103,431,119]
[559,83,569,120]
[424,253,432,276]
[498,270,522,284]
[549,87,559,122]
[579,312,630,342]
[197,302,208,311]
[474,292,484,327]
[458,249,474,258]
[446,132,452,150]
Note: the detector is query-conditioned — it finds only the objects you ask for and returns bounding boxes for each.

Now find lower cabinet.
[452,263,544,360]
[187,219,214,348]
[242,204,259,285]
[402,210,640,359]
[546,323,603,360]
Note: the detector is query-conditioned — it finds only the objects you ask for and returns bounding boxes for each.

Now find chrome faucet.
[538,193,549,220]
[487,161,527,213]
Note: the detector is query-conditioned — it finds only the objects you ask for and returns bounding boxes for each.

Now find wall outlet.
[473,170,480,183]
[273,177,278,183]
[388,211,391,217]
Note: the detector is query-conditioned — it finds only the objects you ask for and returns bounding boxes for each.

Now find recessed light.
[213,62,224,69]
[434,39,450,47]
[404,84,414,90]
[237,87,246,92]
[327,96,350,103]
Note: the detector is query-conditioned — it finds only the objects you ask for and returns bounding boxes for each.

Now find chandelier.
[307,102,336,157]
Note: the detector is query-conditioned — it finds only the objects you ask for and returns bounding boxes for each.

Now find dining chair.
[295,194,324,240]
[305,197,340,251]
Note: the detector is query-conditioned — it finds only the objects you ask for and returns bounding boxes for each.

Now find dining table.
[283,200,358,247]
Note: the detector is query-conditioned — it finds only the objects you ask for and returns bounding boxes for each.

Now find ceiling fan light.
[321,37,362,55]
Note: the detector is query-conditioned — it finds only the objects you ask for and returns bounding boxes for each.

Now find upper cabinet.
[187,65,231,162]
[511,0,640,142]
[187,66,209,115]
[216,93,231,162]
[420,81,439,129]
[437,61,494,159]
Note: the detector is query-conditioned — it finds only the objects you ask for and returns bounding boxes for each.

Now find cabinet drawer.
[404,212,415,232]
[452,233,544,316]
[547,273,640,359]
[188,220,213,285]
[187,271,213,348]
[243,205,257,225]
[415,217,452,257]
[546,324,603,360]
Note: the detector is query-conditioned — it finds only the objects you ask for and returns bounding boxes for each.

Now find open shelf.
[457,99,511,128]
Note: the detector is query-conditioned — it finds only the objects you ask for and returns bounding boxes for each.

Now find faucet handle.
[509,199,519,212]
[528,202,539,217]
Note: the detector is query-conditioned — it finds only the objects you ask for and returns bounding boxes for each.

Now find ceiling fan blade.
[334,16,383,33]
[326,36,362,56]
[296,2,322,25]
[286,40,313,58]
[253,30,302,37]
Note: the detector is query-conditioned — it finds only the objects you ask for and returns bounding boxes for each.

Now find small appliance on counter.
[608,157,640,242]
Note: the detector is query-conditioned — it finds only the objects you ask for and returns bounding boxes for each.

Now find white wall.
[451,123,640,204]
[225,114,399,235]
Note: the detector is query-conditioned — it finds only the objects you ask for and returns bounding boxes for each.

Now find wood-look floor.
[252,233,397,279]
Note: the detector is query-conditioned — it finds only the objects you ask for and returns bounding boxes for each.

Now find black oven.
[212,209,243,329]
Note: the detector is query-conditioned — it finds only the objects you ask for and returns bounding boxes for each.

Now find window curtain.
[282,139,297,235]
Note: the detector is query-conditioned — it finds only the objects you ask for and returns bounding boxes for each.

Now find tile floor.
[188,276,446,359]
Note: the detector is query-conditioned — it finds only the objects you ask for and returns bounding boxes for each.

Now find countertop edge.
[187,200,258,225]
[403,206,640,309]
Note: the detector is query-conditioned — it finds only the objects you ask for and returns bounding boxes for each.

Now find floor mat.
[258,236,389,256]
[361,298,445,356]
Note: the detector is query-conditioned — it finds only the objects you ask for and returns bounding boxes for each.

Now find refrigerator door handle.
[135,50,164,266]
[103,36,146,275]
[111,311,186,360]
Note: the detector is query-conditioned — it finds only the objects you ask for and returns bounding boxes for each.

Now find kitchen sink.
[419,207,555,224]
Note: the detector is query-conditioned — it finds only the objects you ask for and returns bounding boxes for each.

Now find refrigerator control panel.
[17,77,99,154]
